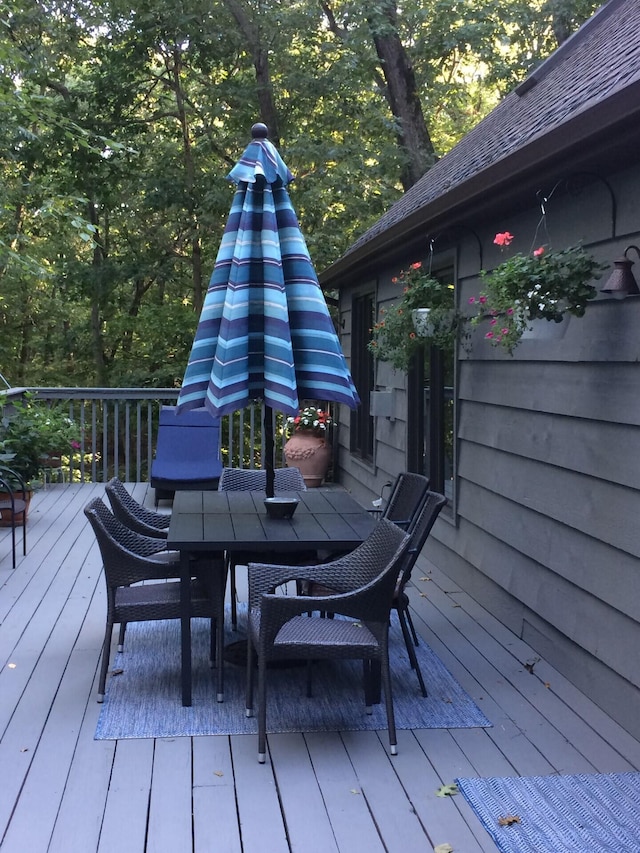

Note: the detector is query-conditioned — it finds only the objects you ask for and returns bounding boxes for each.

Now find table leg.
[180,548,192,707]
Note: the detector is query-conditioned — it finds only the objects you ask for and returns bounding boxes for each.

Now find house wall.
[338,164,640,738]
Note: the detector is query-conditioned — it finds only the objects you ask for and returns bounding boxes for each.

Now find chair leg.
[379,650,398,756]
[405,607,420,647]
[97,621,115,702]
[397,606,428,697]
[257,652,268,763]
[10,517,17,569]
[245,633,255,718]
[229,557,238,630]
[117,622,127,652]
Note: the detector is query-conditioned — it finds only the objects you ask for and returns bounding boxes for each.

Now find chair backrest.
[84,496,168,567]
[324,518,412,624]
[397,490,447,592]
[150,405,222,489]
[382,472,430,529]
[218,466,307,492]
[105,477,169,537]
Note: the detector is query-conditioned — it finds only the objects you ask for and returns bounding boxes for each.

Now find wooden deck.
[2,482,640,853]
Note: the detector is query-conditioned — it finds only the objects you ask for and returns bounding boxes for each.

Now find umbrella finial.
[251,123,268,139]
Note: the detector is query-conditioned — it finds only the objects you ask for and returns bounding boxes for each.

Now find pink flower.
[501,328,510,335]
[506,307,514,315]
[410,262,422,270]
[485,331,494,339]
[71,441,81,450]
[494,231,514,247]
[468,296,476,304]
[533,246,545,257]
[490,318,498,326]
[479,295,487,304]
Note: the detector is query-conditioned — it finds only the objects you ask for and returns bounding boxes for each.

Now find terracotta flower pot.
[0,488,32,527]
[283,432,332,488]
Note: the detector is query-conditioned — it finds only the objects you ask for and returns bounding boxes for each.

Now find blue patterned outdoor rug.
[456,772,640,853]
[95,608,491,740]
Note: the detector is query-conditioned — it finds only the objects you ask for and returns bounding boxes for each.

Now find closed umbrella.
[177,124,360,496]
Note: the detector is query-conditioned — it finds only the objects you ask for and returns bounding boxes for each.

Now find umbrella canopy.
[177,124,360,494]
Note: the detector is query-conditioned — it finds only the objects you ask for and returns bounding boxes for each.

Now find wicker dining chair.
[370,472,430,529]
[84,497,227,703]
[0,465,28,569]
[245,517,411,763]
[105,477,171,539]
[218,466,307,629]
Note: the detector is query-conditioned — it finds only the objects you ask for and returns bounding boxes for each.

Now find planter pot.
[283,432,332,488]
[411,307,456,338]
[0,489,32,527]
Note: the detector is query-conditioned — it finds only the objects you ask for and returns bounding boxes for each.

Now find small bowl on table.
[264,497,299,519]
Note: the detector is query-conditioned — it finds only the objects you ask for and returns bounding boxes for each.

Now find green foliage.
[470,232,605,353]
[0,0,600,386]
[368,262,461,370]
[0,392,82,483]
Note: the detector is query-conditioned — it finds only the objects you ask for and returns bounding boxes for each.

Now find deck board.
[1,482,639,852]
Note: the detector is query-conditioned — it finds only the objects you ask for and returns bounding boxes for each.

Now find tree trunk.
[223,0,281,147]
[367,1,436,189]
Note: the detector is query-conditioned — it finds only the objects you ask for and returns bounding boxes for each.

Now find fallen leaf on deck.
[419,592,428,597]
[111,668,124,676]
[498,815,521,826]
[523,656,540,674]
[350,788,361,795]
[419,577,432,582]
[214,770,224,777]
[434,844,454,853]
[435,783,458,797]
[544,682,551,689]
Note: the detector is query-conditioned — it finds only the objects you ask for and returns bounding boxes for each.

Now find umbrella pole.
[264,404,275,497]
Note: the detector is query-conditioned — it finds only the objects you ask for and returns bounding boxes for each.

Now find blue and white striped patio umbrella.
[177,124,360,421]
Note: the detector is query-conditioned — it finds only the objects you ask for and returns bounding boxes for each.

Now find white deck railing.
[1,387,289,484]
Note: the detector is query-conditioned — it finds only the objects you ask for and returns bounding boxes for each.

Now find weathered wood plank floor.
[2,482,639,853]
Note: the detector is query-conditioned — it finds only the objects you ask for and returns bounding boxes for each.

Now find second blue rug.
[457,771,640,853]
[95,609,491,739]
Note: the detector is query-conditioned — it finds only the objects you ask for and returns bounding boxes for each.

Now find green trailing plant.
[470,231,605,353]
[0,393,82,485]
[368,262,462,370]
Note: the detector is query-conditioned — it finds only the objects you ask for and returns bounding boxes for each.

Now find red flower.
[494,231,514,247]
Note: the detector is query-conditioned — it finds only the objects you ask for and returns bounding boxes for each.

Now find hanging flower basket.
[368,262,463,371]
[469,232,605,354]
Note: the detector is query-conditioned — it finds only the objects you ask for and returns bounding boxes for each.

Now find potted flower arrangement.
[283,405,333,488]
[367,262,462,371]
[469,231,605,354]
[0,393,82,490]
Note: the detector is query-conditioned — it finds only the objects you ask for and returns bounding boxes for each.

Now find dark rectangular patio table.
[167,487,376,706]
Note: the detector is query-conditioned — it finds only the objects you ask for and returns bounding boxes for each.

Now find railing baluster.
[0,389,305,484]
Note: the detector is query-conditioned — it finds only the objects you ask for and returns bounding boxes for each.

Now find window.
[350,291,375,461]
[407,264,455,502]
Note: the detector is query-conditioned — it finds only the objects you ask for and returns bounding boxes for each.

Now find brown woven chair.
[245,517,411,763]
[369,472,430,529]
[0,465,28,569]
[105,477,171,539]
[84,497,227,703]
[394,490,447,697]
[218,466,307,629]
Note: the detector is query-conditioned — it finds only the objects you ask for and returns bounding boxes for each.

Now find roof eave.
[321,78,640,288]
